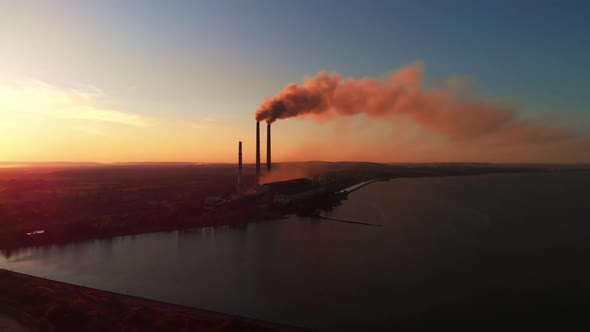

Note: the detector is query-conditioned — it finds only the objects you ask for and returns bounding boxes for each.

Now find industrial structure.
[249,121,330,210]
[255,121,273,183]
[256,122,261,180]
[256,178,326,207]
[231,120,338,215]
[237,141,242,197]
[266,123,271,172]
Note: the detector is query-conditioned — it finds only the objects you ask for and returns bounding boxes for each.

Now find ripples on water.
[2,172,590,329]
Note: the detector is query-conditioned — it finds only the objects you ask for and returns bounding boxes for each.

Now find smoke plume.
[255,64,571,144]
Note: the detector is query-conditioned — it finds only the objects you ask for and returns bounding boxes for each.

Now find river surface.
[2,172,590,330]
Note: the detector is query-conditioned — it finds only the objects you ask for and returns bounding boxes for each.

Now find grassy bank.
[0,269,301,332]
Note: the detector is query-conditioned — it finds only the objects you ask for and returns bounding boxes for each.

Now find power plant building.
[256,178,326,206]
[252,120,327,207]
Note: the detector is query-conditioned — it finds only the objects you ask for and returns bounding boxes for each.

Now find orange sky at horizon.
[1,77,590,164]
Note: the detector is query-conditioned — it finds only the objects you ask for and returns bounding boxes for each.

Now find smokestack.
[256,122,260,180]
[238,141,243,170]
[238,141,242,196]
[266,123,271,172]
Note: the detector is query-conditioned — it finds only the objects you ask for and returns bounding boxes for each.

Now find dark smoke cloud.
[255,64,571,144]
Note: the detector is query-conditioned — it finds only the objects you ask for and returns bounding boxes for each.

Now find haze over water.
[2,172,590,330]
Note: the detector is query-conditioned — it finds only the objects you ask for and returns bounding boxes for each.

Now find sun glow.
[0,80,153,127]
[0,79,239,163]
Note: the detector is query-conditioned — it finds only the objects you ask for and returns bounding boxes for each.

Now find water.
[2,172,590,329]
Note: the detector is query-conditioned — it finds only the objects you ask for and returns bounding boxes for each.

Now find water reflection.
[2,172,590,330]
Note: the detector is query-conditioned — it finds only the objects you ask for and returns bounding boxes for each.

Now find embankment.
[0,269,303,332]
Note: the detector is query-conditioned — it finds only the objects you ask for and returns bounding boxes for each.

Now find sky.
[1,0,589,163]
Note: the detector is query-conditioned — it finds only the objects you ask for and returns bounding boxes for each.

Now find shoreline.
[338,168,590,196]
[0,269,305,331]
[1,219,251,256]
[2,168,563,254]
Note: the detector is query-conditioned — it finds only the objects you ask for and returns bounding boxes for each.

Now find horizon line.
[1,160,589,168]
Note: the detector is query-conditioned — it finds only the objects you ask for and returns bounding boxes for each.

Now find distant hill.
[0,162,104,168]
[0,162,223,168]
[111,162,206,166]
[2,161,588,170]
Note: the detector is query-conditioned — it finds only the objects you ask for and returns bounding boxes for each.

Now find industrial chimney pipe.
[256,122,260,180]
[266,123,271,172]
[238,141,243,170]
[238,141,242,196]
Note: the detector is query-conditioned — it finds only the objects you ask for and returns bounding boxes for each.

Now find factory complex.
[235,121,340,214]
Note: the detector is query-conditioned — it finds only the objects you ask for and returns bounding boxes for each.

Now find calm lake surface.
[2,172,590,330]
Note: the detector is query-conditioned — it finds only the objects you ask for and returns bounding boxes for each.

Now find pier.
[317,215,383,227]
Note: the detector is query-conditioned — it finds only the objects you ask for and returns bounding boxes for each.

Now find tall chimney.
[238,141,243,170]
[238,141,242,196]
[266,123,271,172]
[256,122,260,180]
